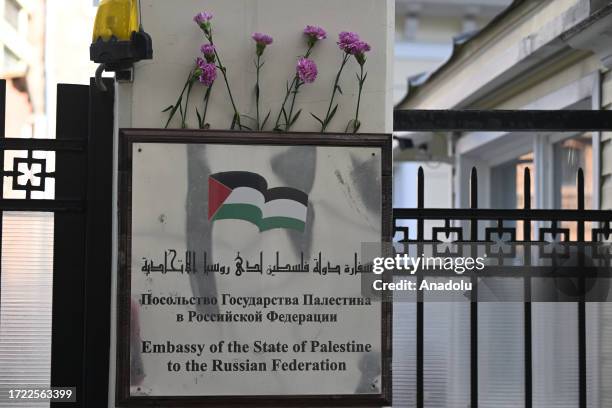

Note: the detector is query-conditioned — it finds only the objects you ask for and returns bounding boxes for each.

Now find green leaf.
[262,111,271,130]
[162,105,174,113]
[164,104,180,128]
[345,120,353,133]
[289,109,302,127]
[346,119,361,133]
[325,105,339,126]
[310,113,324,126]
[281,107,289,125]
[196,109,203,128]
[336,85,343,95]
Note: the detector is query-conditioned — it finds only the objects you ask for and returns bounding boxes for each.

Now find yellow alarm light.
[90,0,152,85]
[92,0,140,42]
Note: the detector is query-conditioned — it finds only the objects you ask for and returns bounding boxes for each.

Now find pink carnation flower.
[200,43,216,63]
[201,44,215,55]
[338,31,360,51]
[196,58,217,87]
[252,32,274,45]
[193,11,213,25]
[252,32,273,56]
[296,57,318,84]
[346,40,371,55]
[304,25,327,41]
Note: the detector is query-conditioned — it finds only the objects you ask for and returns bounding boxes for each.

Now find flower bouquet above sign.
[163,12,371,133]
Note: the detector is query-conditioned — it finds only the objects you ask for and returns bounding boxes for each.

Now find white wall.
[109,1,394,406]
[123,0,394,133]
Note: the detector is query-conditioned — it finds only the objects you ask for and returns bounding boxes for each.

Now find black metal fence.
[0,79,114,407]
[393,166,612,407]
[393,109,612,408]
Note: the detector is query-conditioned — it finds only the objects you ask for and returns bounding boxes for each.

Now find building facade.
[393,0,511,215]
[396,0,612,406]
[394,0,511,103]
[0,0,45,139]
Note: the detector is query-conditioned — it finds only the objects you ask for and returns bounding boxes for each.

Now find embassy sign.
[116,129,392,406]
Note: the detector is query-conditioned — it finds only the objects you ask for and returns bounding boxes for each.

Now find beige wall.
[483,52,599,109]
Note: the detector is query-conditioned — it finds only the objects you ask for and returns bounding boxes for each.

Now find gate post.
[82,78,114,407]
[50,78,114,408]
[50,83,89,407]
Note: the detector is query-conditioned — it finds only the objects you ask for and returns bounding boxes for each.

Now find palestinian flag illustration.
[208,172,309,232]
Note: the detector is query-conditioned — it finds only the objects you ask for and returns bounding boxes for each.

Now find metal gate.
[393,109,612,408]
[393,166,612,408]
[0,78,114,407]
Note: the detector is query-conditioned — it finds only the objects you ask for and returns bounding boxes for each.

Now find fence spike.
[577,168,585,211]
[577,168,585,243]
[470,167,478,209]
[523,167,532,241]
[524,167,531,210]
[418,166,424,209]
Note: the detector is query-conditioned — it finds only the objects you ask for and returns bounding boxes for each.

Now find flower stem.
[286,81,303,131]
[321,53,350,132]
[274,44,315,131]
[274,77,297,130]
[353,64,365,134]
[200,83,214,129]
[255,55,261,130]
[164,72,192,129]
[182,79,195,129]
[207,31,242,129]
